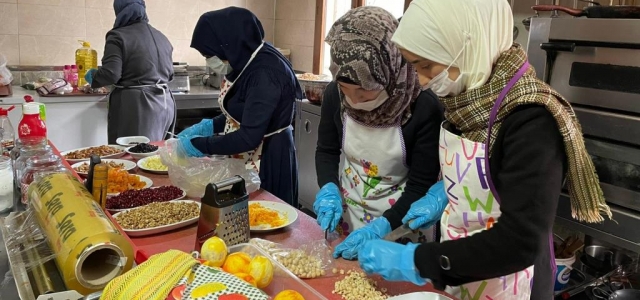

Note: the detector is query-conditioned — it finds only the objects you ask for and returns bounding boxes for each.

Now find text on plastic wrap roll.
[28,173,134,296]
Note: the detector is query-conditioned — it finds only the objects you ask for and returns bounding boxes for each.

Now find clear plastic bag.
[249,238,334,279]
[0,210,57,272]
[0,54,13,86]
[160,138,261,198]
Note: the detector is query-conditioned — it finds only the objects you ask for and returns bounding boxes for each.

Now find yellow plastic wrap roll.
[28,173,134,295]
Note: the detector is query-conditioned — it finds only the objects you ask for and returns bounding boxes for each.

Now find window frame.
[312,0,412,74]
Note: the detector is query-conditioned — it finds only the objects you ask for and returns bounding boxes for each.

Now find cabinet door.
[297,111,321,210]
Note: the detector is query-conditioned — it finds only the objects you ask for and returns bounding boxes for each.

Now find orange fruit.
[233,272,257,287]
[223,252,251,274]
[168,284,185,300]
[273,290,305,300]
[249,255,274,289]
[201,237,228,267]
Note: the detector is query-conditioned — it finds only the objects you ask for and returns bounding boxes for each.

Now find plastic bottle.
[23,95,46,122]
[0,105,15,157]
[63,65,71,82]
[18,103,47,142]
[75,40,98,87]
[70,65,79,89]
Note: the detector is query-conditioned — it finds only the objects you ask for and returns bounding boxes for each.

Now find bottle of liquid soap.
[75,40,98,87]
[18,104,47,142]
[63,65,71,83]
[70,65,79,89]
[0,105,15,157]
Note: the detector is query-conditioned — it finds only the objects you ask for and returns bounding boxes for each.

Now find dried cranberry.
[106,186,184,209]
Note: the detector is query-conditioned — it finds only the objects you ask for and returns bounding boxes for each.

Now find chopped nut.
[275,249,326,279]
[115,202,199,230]
[332,268,338,274]
[340,269,345,275]
[333,271,388,300]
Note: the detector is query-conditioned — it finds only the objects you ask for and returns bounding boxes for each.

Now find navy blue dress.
[190,8,302,207]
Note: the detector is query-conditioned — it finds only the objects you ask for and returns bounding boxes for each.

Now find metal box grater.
[194,176,250,253]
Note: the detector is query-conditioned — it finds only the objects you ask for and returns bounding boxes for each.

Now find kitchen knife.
[383,221,415,242]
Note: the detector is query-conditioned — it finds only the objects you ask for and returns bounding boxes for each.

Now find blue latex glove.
[402,181,447,230]
[313,183,342,232]
[359,240,428,286]
[84,68,97,85]
[177,136,205,158]
[333,217,391,260]
[177,119,214,139]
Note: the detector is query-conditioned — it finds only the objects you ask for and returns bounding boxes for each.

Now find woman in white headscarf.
[356,0,611,299]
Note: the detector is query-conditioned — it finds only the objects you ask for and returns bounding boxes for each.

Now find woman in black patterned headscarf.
[314,6,445,260]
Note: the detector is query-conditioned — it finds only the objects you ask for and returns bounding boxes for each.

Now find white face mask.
[422,38,469,97]
[423,70,465,97]
[206,56,228,76]
[345,90,389,111]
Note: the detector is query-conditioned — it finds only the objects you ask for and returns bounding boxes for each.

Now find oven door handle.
[539,42,576,84]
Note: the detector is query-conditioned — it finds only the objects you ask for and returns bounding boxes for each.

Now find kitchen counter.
[0,85,220,103]
[0,141,451,300]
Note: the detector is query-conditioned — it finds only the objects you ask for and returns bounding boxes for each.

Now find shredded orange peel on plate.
[249,203,286,228]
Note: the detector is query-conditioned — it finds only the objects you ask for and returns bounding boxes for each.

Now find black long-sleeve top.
[315,82,444,228]
[415,105,567,299]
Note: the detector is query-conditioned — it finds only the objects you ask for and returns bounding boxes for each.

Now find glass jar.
[0,157,14,213]
[20,153,63,204]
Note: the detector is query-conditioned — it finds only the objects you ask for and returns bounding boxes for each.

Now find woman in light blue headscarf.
[85,0,176,144]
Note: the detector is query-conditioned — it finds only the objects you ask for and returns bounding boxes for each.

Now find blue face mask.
[206,56,229,76]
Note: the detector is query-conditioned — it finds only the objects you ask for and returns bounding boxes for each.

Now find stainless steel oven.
[528,17,640,252]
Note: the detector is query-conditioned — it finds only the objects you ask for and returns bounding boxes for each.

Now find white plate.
[116,136,150,147]
[137,155,168,175]
[112,200,200,237]
[61,145,126,164]
[249,200,298,232]
[126,146,159,161]
[107,175,153,196]
[388,292,453,300]
[106,187,186,214]
[71,159,137,177]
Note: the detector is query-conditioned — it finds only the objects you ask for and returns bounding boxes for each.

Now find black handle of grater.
[201,175,248,208]
[84,155,101,191]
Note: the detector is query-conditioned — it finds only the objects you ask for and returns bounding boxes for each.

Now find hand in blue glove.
[402,181,448,230]
[313,183,343,232]
[84,68,97,85]
[178,119,214,139]
[333,217,391,260]
[359,240,428,286]
[177,136,205,158]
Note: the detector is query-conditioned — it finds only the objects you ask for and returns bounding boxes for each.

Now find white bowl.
[116,136,150,147]
[126,146,159,160]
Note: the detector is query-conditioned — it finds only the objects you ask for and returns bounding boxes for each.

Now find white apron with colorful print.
[217,43,293,173]
[339,113,433,243]
[439,124,534,299]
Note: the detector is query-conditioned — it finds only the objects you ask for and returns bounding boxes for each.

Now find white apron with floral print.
[339,113,433,243]
[217,43,292,173]
[439,123,534,299]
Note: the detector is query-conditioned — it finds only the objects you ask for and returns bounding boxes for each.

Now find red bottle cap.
[0,105,15,116]
[23,95,34,103]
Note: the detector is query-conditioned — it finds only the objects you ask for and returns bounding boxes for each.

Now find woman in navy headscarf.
[85,0,175,144]
[180,7,303,207]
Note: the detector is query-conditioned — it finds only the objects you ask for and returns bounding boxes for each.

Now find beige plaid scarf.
[439,44,611,223]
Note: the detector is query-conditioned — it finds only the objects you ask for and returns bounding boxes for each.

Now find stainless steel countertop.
[172,85,220,101]
[173,85,220,110]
